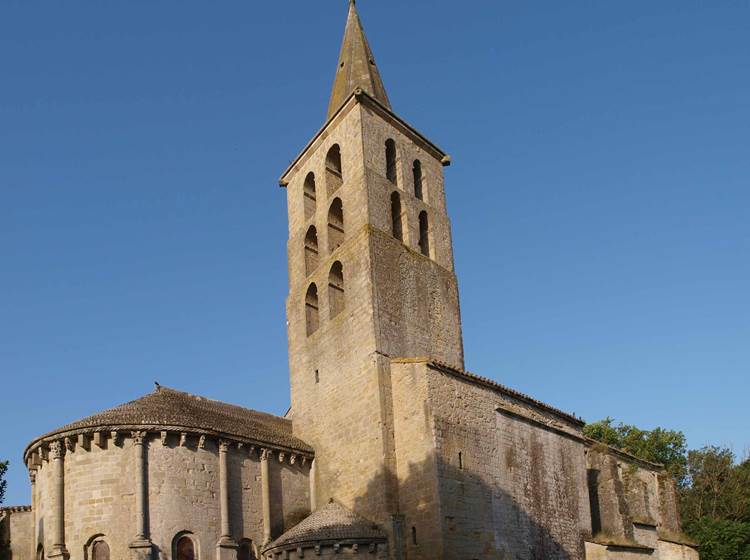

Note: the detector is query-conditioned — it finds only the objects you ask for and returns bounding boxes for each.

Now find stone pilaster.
[216,440,238,560]
[29,468,37,560]
[129,431,153,560]
[261,448,272,545]
[48,441,69,560]
[309,458,317,511]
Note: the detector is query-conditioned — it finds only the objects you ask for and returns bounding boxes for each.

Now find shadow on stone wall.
[346,452,584,560]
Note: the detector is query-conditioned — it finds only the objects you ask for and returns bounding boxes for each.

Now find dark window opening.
[175,536,195,560]
[327,198,345,253]
[418,211,430,257]
[385,139,398,184]
[411,526,417,545]
[304,226,319,276]
[305,283,319,336]
[326,144,343,196]
[328,261,345,318]
[413,160,423,200]
[238,539,256,560]
[303,172,317,220]
[458,452,463,470]
[92,541,110,560]
[314,370,320,384]
[390,191,403,242]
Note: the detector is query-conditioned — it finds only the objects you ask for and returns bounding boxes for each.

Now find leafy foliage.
[684,517,750,560]
[583,417,688,485]
[681,447,750,526]
[0,461,7,505]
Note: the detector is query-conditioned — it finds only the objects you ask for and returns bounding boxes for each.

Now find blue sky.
[1,1,748,505]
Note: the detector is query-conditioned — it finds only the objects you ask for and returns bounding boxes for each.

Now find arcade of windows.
[74,533,257,560]
[303,139,432,336]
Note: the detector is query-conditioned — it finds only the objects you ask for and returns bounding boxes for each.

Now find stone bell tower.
[279,0,463,549]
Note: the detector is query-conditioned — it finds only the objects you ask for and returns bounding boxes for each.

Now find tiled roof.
[26,386,312,454]
[264,501,386,552]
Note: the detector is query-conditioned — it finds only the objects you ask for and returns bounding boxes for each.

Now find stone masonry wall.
[391,361,592,560]
[29,432,309,560]
[0,509,33,560]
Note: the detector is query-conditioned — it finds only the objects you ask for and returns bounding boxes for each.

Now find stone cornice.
[0,505,32,514]
[24,427,314,466]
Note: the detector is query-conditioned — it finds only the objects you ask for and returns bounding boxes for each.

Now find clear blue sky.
[1,1,748,505]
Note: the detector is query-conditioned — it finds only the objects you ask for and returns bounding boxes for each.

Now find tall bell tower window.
[328,261,345,318]
[304,226,319,276]
[385,139,398,184]
[391,191,403,242]
[304,172,317,220]
[419,211,430,257]
[305,283,320,336]
[327,198,345,253]
[413,160,423,200]
[326,144,343,196]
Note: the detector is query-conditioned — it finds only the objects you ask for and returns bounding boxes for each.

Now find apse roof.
[264,501,386,552]
[25,385,313,455]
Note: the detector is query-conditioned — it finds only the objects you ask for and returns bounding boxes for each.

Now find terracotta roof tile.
[27,386,312,454]
[264,501,386,552]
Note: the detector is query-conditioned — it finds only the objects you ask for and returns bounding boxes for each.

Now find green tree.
[0,460,7,505]
[684,517,750,560]
[681,447,750,526]
[583,417,688,485]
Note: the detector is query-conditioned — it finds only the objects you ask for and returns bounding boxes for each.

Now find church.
[1,3,700,560]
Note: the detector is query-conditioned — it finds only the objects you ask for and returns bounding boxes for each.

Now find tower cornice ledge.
[279,89,450,187]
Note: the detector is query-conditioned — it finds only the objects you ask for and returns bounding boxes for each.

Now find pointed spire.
[327,1,391,118]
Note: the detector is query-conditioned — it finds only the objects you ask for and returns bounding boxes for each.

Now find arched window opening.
[326,144,343,196]
[411,526,418,545]
[390,191,403,242]
[304,226,319,276]
[174,534,196,560]
[418,211,430,257]
[303,172,317,220]
[328,261,345,319]
[385,139,398,184]
[305,284,319,336]
[238,539,256,560]
[413,160,423,200]
[458,452,464,470]
[327,198,344,253]
[314,369,320,384]
[92,540,110,560]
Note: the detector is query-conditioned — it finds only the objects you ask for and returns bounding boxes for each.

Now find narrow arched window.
[92,540,110,560]
[326,144,343,196]
[238,539,256,560]
[303,172,317,220]
[304,226,319,276]
[327,198,344,253]
[328,261,345,319]
[385,139,398,184]
[305,283,319,336]
[175,535,196,560]
[390,191,403,242]
[413,160,423,200]
[419,211,430,257]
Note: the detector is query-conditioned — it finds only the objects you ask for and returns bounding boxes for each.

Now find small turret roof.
[327,1,391,118]
[264,501,386,552]
[25,385,313,455]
